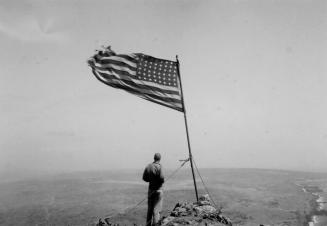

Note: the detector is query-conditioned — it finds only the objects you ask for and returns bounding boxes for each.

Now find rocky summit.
[100,194,232,226]
[159,194,232,226]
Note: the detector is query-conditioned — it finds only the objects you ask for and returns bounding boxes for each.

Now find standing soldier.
[142,153,165,226]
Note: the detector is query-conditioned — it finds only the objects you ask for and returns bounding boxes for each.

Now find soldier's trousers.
[146,189,163,226]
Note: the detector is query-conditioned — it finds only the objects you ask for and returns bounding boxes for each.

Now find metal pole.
[176,55,199,202]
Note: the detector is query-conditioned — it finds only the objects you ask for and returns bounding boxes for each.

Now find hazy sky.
[1,0,326,177]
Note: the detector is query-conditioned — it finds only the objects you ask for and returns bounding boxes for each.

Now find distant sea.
[299,180,327,226]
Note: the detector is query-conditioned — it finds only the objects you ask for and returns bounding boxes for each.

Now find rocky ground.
[99,195,232,226]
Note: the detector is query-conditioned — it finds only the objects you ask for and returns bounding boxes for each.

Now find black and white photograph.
[0,0,326,225]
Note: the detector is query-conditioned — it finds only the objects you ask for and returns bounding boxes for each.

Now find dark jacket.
[142,162,164,190]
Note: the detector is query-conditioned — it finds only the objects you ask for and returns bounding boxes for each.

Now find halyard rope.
[192,157,220,211]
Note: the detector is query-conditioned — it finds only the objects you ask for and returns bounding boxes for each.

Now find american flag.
[87,46,184,112]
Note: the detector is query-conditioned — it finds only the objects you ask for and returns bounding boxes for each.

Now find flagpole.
[176,55,199,202]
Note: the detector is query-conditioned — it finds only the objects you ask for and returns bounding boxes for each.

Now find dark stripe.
[93,70,182,105]
[94,58,136,71]
[137,95,184,112]
[116,54,138,63]
[118,82,183,107]
[94,69,181,96]
[91,64,137,78]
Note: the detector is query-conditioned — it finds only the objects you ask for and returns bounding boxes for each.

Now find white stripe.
[93,62,136,75]
[94,70,111,84]
[136,93,183,109]
[94,67,136,77]
[131,78,180,92]
[131,80,182,100]
[128,53,138,58]
[100,55,137,68]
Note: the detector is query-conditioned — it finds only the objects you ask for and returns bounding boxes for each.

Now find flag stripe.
[94,58,137,71]
[118,54,139,63]
[136,93,184,111]
[92,63,137,78]
[93,61,137,75]
[100,55,138,66]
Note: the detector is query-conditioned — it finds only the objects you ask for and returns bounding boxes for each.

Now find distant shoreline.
[301,185,327,226]
[307,192,320,226]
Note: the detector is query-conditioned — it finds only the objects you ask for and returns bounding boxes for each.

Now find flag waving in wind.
[87,46,184,112]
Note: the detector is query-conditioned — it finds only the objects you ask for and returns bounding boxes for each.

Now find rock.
[96,218,106,226]
[194,205,217,215]
[199,194,210,202]
[161,216,176,225]
[197,194,212,206]
[198,200,211,206]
